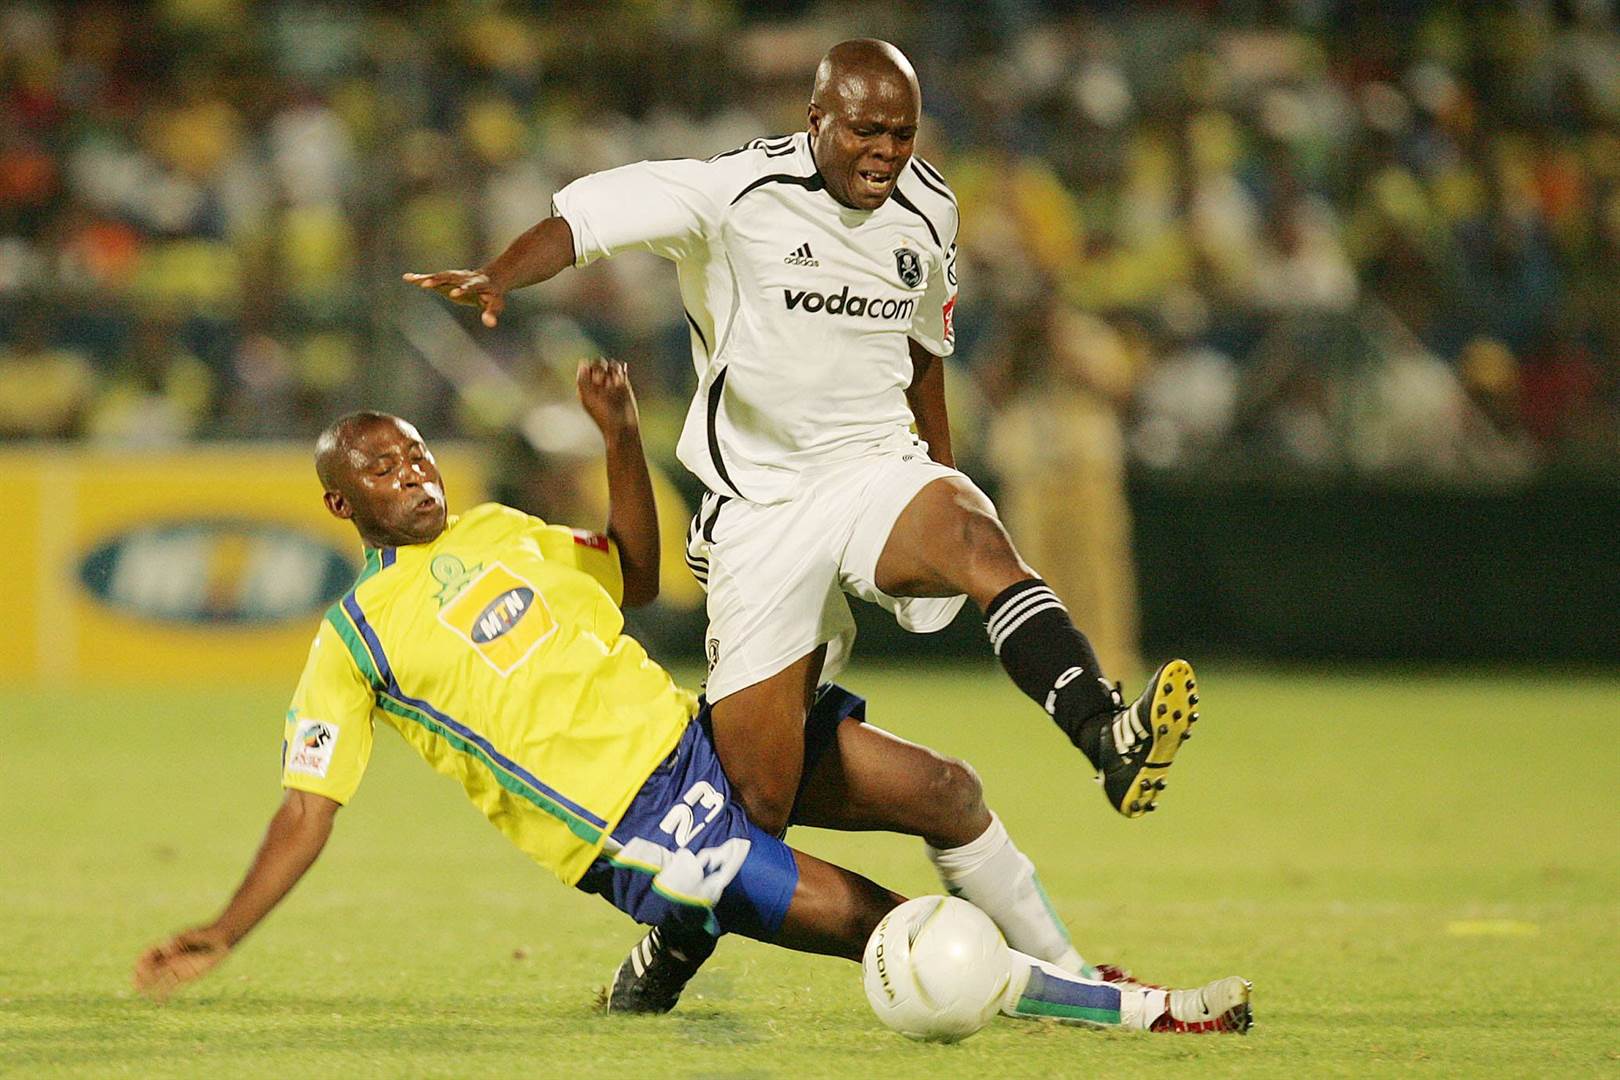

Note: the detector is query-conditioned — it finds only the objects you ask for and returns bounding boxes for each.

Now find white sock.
[926,812,1087,974]
[1000,950,1161,1029]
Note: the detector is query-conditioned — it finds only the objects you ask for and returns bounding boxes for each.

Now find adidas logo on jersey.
[784,243,819,267]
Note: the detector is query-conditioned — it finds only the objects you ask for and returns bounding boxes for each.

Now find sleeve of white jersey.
[551,158,732,266]
[909,201,960,358]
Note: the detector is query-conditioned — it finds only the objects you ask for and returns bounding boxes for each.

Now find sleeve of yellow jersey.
[531,521,625,608]
[280,617,378,805]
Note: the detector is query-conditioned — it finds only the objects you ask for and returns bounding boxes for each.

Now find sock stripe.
[992,595,1064,641]
[986,586,1061,641]
[986,585,1056,637]
[1014,966,1123,1026]
[986,577,1114,756]
[991,599,1067,654]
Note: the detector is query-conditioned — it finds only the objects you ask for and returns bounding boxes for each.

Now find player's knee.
[734,776,795,837]
[953,500,1028,582]
[959,506,1012,560]
[944,756,985,820]
[920,754,986,835]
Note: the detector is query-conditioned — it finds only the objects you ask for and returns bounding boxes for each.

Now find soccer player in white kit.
[408,39,1208,1011]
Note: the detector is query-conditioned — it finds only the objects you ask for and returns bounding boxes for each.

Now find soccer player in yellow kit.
[133,360,1250,1035]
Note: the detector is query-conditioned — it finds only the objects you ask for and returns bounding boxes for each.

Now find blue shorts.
[574,684,866,942]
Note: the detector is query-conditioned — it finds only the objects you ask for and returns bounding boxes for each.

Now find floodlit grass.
[4,665,1618,1077]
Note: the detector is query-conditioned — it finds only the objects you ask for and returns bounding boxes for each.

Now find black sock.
[985,578,1120,768]
[658,921,718,968]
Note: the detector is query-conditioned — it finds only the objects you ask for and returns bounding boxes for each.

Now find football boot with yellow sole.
[1096,659,1200,817]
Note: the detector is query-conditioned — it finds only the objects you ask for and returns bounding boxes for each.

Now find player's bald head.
[811,39,920,116]
[315,411,404,492]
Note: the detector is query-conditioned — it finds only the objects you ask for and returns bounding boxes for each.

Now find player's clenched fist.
[577,359,640,439]
[133,926,231,1002]
[402,268,507,328]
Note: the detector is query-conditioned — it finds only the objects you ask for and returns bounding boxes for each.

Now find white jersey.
[551,132,959,505]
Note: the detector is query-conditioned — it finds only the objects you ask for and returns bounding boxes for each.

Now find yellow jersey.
[280,502,696,885]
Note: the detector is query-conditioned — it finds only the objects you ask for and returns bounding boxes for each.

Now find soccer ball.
[861,895,1012,1043]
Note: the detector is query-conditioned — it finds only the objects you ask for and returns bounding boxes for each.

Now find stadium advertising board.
[1,445,482,682]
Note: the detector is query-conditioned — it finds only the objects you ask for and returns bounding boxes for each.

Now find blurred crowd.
[2,0,1617,484]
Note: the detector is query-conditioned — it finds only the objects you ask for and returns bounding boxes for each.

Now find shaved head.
[315,411,397,492]
[315,411,447,548]
[812,39,921,117]
[808,39,922,211]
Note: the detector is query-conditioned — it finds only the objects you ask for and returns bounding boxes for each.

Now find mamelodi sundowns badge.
[437,562,555,675]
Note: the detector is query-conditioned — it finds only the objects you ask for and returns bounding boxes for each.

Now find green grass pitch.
[4,665,1618,1078]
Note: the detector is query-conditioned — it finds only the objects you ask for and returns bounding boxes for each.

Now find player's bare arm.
[133,788,338,1001]
[576,358,660,606]
[905,338,954,468]
[403,216,576,328]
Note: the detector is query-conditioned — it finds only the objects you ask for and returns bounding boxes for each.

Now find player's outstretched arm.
[133,788,339,1001]
[577,359,660,607]
[403,216,577,328]
[906,338,955,468]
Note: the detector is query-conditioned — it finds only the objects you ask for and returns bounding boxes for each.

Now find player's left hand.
[133,925,231,1002]
[577,359,640,439]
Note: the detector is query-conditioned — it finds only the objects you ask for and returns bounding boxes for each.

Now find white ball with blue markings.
[861,895,1012,1042]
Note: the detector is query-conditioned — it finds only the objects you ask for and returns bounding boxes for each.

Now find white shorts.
[686,450,973,702]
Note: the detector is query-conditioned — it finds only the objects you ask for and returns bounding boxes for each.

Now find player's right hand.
[402,268,507,328]
[133,925,231,1002]
[577,358,640,439]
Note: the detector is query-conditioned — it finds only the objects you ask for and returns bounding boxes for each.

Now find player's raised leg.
[790,705,1087,974]
[873,474,1202,817]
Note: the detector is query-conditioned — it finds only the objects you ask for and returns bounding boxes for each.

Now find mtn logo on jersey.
[438,562,556,676]
[469,587,536,644]
[784,243,819,267]
[782,285,916,321]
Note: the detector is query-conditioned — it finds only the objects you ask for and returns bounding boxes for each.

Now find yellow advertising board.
[1,444,483,683]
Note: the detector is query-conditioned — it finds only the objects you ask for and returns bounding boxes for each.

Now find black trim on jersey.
[684,309,709,355]
[701,494,730,542]
[909,161,955,206]
[889,187,941,248]
[913,156,953,193]
[706,367,743,497]
[706,135,796,163]
[730,172,826,205]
